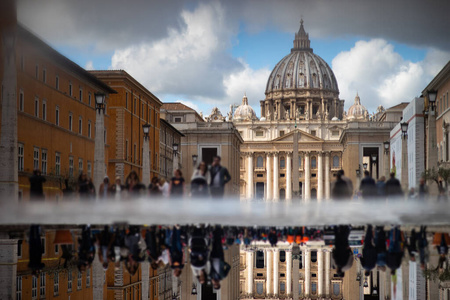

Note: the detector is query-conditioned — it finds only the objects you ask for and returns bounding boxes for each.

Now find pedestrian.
[385,172,403,198]
[360,225,377,276]
[418,178,428,200]
[168,226,185,277]
[122,226,146,275]
[125,170,146,196]
[191,161,210,198]
[417,226,429,270]
[375,226,387,270]
[99,176,111,199]
[170,169,185,198]
[340,170,354,195]
[209,227,231,290]
[386,226,404,275]
[437,184,448,202]
[360,171,376,199]
[158,178,170,198]
[96,225,116,270]
[189,227,210,284]
[331,172,352,200]
[28,225,45,275]
[332,225,353,277]
[209,156,231,199]
[78,225,96,272]
[29,169,46,200]
[78,172,93,198]
[148,176,162,197]
[436,233,449,269]
[376,176,386,198]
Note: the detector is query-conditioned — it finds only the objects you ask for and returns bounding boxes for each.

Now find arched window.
[298,156,302,168]
[280,157,286,169]
[311,156,317,169]
[240,157,244,169]
[257,156,264,168]
[333,155,340,168]
[279,250,286,262]
[256,251,265,268]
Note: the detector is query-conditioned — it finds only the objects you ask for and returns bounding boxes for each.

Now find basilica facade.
[232,21,377,202]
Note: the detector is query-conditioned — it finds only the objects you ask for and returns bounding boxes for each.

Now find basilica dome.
[347,93,368,120]
[265,20,339,94]
[234,94,257,121]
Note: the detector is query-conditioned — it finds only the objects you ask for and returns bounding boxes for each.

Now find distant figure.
[209,156,231,199]
[62,179,73,198]
[191,161,210,198]
[360,171,376,199]
[331,172,352,200]
[437,184,448,202]
[385,172,402,198]
[375,226,387,270]
[209,227,231,289]
[99,176,111,199]
[125,170,146,196]
[386,226,404,275]
[28,225,45,275]
[332,225,353,277]
[148,177,162,197]
[29,169,46,200]
[418,178,428,200]
[170,169,185,198]
[376,176,386,197]
[360,225,377,275]
[78,172,95,198]
[158,178,170,198]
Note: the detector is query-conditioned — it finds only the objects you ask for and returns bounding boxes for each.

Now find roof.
[89,70,163,106]
[422,60,450,95]
[17,24,116,95]
[385,102,409,111]
[160,118,185,137]
[161,103,196,111]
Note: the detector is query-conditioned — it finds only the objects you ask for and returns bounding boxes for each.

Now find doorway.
[256,182,264,200]
[202,148,218,167]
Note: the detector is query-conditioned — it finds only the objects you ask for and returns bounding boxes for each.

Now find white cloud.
[332,39,450,113]
[84,61,94,70]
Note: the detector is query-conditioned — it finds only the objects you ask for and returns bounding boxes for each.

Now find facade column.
[141,261,149,300]
[142,135,150,186]
[401,133,409,194]
[305,249,311,297]
[287,250,292,295]
[0,239,17,300]
[318,152,323,201]
[273,152,279,201]
[286,152,292,201]
[273,249,279,296]
[318,249,324,297]
[266,154,272,201]
[94,107,106,197]
[246,251,254,294]
[266,250,273,295]
[325,250,331,297]
[305,152,311,201]
[247,153,254,199]
[92,245,104,299]
[325,152,330,199]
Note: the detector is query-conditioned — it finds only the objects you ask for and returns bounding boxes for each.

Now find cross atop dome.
[242,93,248,105]
[292,19,312,52]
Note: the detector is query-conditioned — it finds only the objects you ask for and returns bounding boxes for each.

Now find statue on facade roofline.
[285,109,290,120]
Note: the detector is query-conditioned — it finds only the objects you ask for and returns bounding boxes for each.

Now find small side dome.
[347,93,367,120]
[331,116,339,121]
[234,94,257,121]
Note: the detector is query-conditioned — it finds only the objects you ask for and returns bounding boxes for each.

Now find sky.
[17,0,450,117]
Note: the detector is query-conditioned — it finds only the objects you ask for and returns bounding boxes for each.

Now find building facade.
[90,70,162,186]
[159,118,184,181]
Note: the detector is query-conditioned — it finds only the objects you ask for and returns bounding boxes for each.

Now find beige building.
[161,103,243,197]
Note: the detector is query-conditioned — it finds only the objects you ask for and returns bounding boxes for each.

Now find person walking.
[170,169,185,198]
[191,161,210,198]
[331,172,352,200]
[148,177,162,197]
[209,156,231,199]
[360,171,376,199]
[360,225,377,275]
[418,178,428,200]
[29,169,46,200]
[78,172,94,198]
[99,176,111,199]
[376,176,386,198]
[158,178,170,198]
[332,225,353,277]
[385,172,403,198]
[125,170,146,196]
[386,226,404,275]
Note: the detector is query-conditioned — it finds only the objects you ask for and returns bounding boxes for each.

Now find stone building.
[161,103,243,197]
[0,22,115,200]
[90,70,162,186]
[159,118,184,181]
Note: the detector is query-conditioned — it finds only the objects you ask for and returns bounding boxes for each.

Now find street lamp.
[356,169,360,177]
[371,154,377,163]
[94,92,106,113]
[428,90,437,110]
[401,122,408,139]
[173,143,179,156]
[364,280,369,288]
[384,141,390,154]
[192,154,198,166]
[191,283,198,295]
[142,123,150,139]
[363,163,368,170]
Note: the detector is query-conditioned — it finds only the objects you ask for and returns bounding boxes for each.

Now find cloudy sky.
[17,0,450,117]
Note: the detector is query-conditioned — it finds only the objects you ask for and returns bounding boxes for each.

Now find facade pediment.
[273,129,323,142]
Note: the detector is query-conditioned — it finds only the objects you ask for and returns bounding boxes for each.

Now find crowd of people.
[29,155,231,200]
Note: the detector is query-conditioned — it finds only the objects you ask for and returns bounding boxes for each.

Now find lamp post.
[142,124,151,186]
[192,154,198,166]
[172,143,179,173]
[93,92,106,197]
[426,91,438,183]
[371,153,377,179]
[363,163,368,170]
[384,141,390,178]
[401,121,409,194]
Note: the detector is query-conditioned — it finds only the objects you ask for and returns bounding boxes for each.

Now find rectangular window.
[280,282,286,293]
[142,103,144,118]
[19,90,24,112]
[125,92,128,109]
[78,158,83,174]
[17,240,23,258]
[34,97,39,117]
[55,75,59,90]
[42,69,46,83]
[35,64,39,79]
[86,269,90,287]
[55,244,59,255]
[18,143,24,171]
[69,113,73,131]
[68,271,72,292]
[87,161,92,178]
[311,130,316,136]
[88,92,92,106]
[174,117,182,123]
[54,272,59,296]
[69,156,74,177]
[256,131,264,137]
[55,152,61,176]
[79,88,83,102]
[78,117,82,134]
[32,276,38,299]
[41,149,47,175]
[134,98,137,114]
[55,106,60,126]
[16,276,22,300]
[77,271,82,290]
[126,140,129,161]
[104,129,107,144]
[88,121,92,138]
[69,82,72,96]
[134,144,137,163]
[42,100,47,121]
[40,273,46,298]
[33,147,39,170]
[280,130,285,136]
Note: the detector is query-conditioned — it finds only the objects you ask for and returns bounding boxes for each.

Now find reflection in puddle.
[2,223,449,299]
